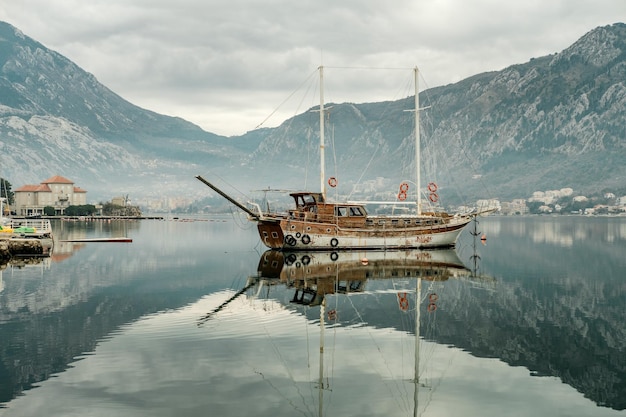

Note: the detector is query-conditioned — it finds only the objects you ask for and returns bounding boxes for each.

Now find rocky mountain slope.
[1,21,625,205]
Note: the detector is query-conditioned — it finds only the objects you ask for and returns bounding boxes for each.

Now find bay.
[0,215,624,416]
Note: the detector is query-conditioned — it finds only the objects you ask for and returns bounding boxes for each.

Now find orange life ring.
[427,182,438,192]
[428,193,439,203]
[427,303,437,312]
[328,177,338,188]
[398,191,407,201]
[429,293,439,302]
[399,182,409,192]
[397,292,409,311]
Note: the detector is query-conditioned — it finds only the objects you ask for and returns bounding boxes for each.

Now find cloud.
[1,0,624,135]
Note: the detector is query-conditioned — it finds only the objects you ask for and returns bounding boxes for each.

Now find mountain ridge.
[1,21,625,205]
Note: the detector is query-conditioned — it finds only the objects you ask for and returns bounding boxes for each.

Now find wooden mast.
[319,66,326,201]
[414,67,421,216]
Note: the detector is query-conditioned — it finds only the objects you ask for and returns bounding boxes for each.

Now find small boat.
[197,66,493,250]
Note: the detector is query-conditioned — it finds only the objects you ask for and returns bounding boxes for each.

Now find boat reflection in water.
[200,248,495,417]
[254,248,489,306]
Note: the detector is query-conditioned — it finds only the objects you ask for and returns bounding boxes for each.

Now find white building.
[14,175,87,216]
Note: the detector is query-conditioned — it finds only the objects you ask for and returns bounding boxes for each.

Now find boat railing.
[6,218,53,233]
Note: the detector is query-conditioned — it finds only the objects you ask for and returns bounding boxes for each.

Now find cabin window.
[335,207,348,216]
[262,231,268,237]
[349,207,364,216]
[378,219,386,225]
[404,219,412,225]
[271,232,278,238]
[391,219,399,225]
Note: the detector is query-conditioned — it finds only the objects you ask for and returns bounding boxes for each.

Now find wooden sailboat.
[197,66,490,250]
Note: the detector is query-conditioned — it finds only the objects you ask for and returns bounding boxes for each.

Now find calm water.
[0,215,625,416]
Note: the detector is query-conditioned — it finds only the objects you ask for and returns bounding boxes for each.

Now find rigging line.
[253,69,319,130]
[202,169,256,204]
[209,318,295,410]
[250,367,313,417]
[424,345,459,412]
[344,293,412,415]
[324,65,415,71]
[257,309,313,415]
[421,79,495,204]
[391,304,415,415]
[345,142,381,201]
[291,74,319,185]
[303,306,317,409]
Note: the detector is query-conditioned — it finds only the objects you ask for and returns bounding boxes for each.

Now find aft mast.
[414,66,421,216]
[319,66,326,201]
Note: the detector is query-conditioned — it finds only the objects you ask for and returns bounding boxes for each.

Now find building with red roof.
[14,175,87,216]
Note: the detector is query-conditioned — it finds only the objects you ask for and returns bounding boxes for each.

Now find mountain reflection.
[0,217,624,413]
[211,239,626,411]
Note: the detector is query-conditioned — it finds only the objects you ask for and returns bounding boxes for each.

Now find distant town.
[2,175,625,217]
[475,187,626,216]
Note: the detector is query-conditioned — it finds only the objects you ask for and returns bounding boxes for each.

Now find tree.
[0,178,14,205]
[43,206,55,216]
[64,205,97,216]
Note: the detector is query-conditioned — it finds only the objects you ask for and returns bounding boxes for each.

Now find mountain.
[244,22,626,203]
[1,21,625,206]
[0,21,242,200]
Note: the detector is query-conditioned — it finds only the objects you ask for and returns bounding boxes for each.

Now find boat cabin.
[289,192,368,225]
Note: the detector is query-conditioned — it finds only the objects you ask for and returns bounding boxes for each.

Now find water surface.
[0,215,624,416]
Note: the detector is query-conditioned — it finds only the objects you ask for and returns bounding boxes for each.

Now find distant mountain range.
[1,21,625,206]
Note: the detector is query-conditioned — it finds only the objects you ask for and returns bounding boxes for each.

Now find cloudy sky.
[0,1,623,136]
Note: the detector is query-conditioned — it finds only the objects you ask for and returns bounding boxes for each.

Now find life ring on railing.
[399,182,409,192]
[328,177,338,188]
[285,234,297,246]
[429,293,439,302]
[301,234,311,245]
[330,237,339,247]
[428,193,439,203]
[398,192,407,201]
[397,292,409,311]
[427,182,438,192]
[427,303,437,312]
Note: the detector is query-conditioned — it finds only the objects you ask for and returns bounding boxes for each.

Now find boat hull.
[257,215,472,250]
